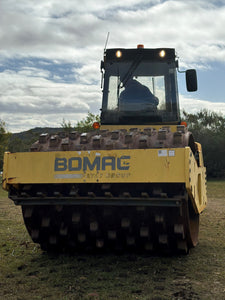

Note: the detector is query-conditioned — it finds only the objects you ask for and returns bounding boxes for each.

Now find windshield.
[101,61,180,125]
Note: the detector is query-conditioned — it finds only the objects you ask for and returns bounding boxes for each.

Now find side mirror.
[186,69,197,92]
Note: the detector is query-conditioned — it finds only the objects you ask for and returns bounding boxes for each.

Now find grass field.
[0,181,225,300]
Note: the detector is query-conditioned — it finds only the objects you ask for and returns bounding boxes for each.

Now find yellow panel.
[3,148,187,185]
[3,147,207,213]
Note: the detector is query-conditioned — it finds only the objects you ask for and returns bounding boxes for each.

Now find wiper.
[119,52,143,89]
[117,52,143,107]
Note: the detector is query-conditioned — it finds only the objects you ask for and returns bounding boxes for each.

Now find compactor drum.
[2,46,207,254]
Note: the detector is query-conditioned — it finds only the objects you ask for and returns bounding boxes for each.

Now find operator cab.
[100,46,197,125]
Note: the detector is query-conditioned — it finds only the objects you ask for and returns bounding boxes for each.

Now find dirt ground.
[0,181,225,300]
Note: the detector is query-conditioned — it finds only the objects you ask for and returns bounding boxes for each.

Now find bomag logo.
[54,155,130,172]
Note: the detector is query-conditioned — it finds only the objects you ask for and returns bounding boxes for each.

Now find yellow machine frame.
[3,145,207,214]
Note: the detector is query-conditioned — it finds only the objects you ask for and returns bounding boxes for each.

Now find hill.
[8,127,62,152]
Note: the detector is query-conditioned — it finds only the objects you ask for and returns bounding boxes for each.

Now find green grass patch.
[207,179,225,198]
[0,187,7,198]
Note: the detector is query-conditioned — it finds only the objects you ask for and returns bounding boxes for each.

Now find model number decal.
[54,156,130,172]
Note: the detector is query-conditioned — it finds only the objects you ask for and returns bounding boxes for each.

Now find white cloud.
[1,0,225,62]
[0,0,225,132]
[180,95,225,115]
[0,69,102,132]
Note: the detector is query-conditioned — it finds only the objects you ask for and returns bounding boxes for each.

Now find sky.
[1,0,225,133]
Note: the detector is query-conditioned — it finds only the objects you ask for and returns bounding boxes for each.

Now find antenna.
[104,32,110,52]
[101,32,110,90]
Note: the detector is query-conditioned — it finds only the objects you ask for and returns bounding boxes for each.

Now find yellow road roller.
[2,45,207,253]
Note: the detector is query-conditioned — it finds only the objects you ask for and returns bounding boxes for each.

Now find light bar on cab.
[115,50,122,58]
[159,50,166,58]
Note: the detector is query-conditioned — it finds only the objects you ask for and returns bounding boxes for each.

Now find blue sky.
[0,0,225,132]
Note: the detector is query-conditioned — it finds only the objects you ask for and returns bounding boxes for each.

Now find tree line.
[0,110,225,178]
[182,109,225,178]
[0,120,11,171]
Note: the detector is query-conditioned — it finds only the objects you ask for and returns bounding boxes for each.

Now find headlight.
[159,50,166,58]
[115,50,122,58]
